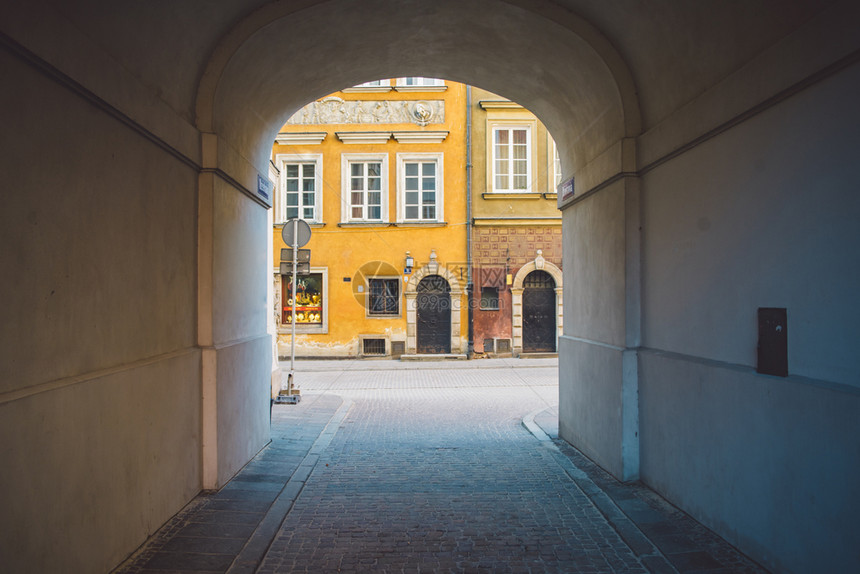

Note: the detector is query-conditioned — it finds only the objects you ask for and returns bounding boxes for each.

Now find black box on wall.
[757,307,788,377]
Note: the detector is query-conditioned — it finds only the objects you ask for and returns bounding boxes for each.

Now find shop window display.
[282,273,323,324]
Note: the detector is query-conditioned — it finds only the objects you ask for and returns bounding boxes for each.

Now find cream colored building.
[468,88,563,356]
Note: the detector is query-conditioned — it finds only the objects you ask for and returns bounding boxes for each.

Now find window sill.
[276,221,324,227]
[337,221,448,228]
[543,192,558,199]
[338,222,391,227]
[366,314,403,319]
[482,192,543,200]
[394,221,447,227]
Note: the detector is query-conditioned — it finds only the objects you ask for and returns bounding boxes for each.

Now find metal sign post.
[276,218,311,404]
[289,221,298,383]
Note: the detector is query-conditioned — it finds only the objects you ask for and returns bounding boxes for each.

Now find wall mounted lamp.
[404,251,414,274]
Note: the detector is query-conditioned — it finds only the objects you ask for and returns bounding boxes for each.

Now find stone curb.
[522,408,679,574]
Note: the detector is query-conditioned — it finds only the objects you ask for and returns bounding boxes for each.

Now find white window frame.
[396,152,444,223]
[553,140,562,191]
[341,153,389,223]
[488,122,535,193]
[355,79,391,87]
[274,153,323,224]
[275,267,328,335]
[395,77,444,87]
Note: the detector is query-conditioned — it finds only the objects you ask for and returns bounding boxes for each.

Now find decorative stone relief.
[287,97,445,126]
[535,249,545,270]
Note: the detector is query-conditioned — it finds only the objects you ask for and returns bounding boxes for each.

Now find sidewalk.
[114,361,766,574]
[114,393,350,574]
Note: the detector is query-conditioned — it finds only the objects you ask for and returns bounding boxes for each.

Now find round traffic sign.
[281,218,312,247]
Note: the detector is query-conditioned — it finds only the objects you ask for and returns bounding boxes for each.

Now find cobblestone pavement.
[114,359,767,574]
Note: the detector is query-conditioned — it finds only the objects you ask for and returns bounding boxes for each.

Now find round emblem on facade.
[411,101,434,126]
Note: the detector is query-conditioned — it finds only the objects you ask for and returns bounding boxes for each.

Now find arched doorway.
[511,253,563,356]
[416,275,451,354]
[522,270,556,352]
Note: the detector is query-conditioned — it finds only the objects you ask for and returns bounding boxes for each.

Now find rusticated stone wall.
[473,226,562,267]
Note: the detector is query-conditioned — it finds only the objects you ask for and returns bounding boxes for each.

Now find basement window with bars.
[362,338,386,356]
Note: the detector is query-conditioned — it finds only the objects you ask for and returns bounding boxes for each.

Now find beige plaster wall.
[561,181,627,346]
[213,179,269,344]
[640,351,860,574]
[0,49,202,572]
[558,179,635,479]
[215,336,273,486]
[0,353,201,573]
[641,62,860,387]
[200,160,272,489]
[635,61,860,574]
[0,50,198,390]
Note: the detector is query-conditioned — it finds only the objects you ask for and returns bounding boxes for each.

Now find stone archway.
[404,251,465,355]
[511,251,563,356]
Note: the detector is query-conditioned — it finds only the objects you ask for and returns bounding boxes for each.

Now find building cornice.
[479,100,523,110]
[275,132,327,145]
[335,131,392,144]
[472,217,562,227]
[392,131,449,144]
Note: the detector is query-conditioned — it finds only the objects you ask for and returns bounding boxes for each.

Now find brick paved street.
[115,359,767,574]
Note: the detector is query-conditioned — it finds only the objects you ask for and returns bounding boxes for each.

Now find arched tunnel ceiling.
[8,0,843,173]
[209,0,629,173]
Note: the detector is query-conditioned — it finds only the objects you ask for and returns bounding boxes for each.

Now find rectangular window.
[396,77,444,86]
[282,273,323,325]
[404,161,436,220]
[493,127,531,192]
[350,161,382,220]
[343,155,388,222]
[284,163,316,220]
[368,278,400,316]
[397,153,443,222]
[480,287,499,310]
[276,154,322,223]
[362,338,387,355]
[355,79,390,87]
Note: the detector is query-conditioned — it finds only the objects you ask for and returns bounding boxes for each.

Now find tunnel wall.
[210,177,272,486]
[561,52,860,574]
[635,60,860,573]
[0,48,203,572]
[559,180,627,478]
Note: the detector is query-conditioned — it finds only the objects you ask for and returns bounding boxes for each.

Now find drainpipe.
[466,84,474,358]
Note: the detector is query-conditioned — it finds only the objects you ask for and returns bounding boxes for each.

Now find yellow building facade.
[271,79,468,358]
